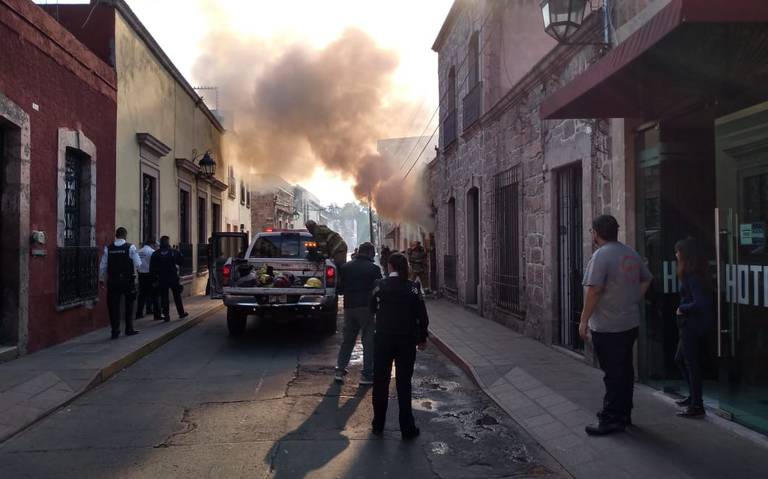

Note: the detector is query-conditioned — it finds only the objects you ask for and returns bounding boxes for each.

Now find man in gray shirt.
[580,215,652,435]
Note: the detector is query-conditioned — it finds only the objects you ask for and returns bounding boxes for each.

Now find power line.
[396,7,496,178]
[399,7,498,182]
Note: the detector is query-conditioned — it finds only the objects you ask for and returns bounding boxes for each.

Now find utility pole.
[368,191,375,246]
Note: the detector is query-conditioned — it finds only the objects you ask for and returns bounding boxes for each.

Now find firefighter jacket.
[407,246,427,273]
[311,225,348,258]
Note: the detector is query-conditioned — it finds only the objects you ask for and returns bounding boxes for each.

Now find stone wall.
[430,1,619,353]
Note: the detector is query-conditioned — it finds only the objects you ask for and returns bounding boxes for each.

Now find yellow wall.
[114,13,224,294]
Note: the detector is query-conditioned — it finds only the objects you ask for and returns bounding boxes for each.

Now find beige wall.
[114,13,224,294]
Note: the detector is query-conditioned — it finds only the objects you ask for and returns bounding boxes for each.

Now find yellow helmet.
[305,277,323,288]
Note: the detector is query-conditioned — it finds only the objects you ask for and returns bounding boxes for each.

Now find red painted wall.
[0,0,117,352]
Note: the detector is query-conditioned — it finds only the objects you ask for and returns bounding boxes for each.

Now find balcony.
[197,243,210,273]
[178,243,194,277]
[462,81,482,131]
[442,109,457,149]
[57,246,99,307]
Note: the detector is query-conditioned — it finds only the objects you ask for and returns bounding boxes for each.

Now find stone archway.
[0,92,30,356]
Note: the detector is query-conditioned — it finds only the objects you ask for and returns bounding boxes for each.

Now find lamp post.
[197,151,216,178]
[540,0,609,45]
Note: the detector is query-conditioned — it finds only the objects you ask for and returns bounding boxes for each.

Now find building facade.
[0,0,117,354]
[251,175,297,233]
[48,0,228,296]
[431,0,768,434]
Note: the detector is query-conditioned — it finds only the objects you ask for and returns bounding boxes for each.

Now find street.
[0,310,566,479]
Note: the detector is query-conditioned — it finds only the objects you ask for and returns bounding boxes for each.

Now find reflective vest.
[107,243,134,281]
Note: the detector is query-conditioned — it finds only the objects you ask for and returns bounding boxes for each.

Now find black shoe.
[675,397,691,407]
[597,411,632,426]
[125,330,140,336]
[178,312,189,319]
[110,332,120,340]
[676,406,705,418]
[371,427,384,437]
[402,428,420,440]
[153,315,162,321]
[585,421,625,436]
[135,313,144,320]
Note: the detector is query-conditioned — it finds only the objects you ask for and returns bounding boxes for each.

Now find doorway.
[557,164,583,351]
[714,102,768,434]
[466,187,480,305]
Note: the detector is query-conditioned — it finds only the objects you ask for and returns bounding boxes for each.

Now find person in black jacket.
[335,242,382,385]
[370,252,429,440]
[150,236,189,322]
[674,237,713,418]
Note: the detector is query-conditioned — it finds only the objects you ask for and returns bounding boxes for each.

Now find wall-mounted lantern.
[540,0,589,43]
[198,151,216,178]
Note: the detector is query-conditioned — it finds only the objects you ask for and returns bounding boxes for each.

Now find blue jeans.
[336,307,374,379]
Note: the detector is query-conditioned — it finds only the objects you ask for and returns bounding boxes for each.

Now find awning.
[540,0,768,120]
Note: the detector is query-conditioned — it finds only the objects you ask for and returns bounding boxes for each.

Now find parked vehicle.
[209,230,339,336]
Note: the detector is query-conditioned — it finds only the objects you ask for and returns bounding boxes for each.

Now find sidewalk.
[427,299,768,479]
[0,295,222,443]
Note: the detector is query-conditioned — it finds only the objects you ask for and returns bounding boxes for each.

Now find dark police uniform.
[150,246,187,320]
[369,274,429,437]
[106,243,138,337]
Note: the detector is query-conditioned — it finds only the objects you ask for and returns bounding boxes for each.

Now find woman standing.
[370,252,429,440]
[674,237,713,418]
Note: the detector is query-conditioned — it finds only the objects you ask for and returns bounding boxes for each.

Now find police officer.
[370,252,429,440]
[150,236,189,322]
[305,220,348,268]
[99,227,142,339]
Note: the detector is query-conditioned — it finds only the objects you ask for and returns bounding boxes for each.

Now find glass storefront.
[637,102,768,435]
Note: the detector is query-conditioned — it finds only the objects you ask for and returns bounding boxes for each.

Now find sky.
[81,0,454,206]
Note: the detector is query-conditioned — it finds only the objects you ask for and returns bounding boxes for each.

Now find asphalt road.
[0,310,567,479]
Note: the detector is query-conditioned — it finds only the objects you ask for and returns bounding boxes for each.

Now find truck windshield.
[249,234,312,258]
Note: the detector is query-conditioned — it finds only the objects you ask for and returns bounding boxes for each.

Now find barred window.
[63,150,83,247]
[492,166,522,314]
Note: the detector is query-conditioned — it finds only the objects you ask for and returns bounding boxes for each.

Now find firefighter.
[305,220,348,268]
[407,240,428,289]
[99,227,142,339]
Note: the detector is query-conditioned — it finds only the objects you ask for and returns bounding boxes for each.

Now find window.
[197,195,207,244]
[179,187,191,244]
[246,186,251,208]
[468,32,480,89]
[492,166,522,313]
[228,165,236,199]
[57,132,98,307]
[443,67,458,147]
[212,202,222,233]
[240,180,246,205]
[63,150,83,247]
[250,234,314,258]
[142,174,156,242]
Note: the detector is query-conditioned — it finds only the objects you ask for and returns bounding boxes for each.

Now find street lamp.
[198,151,216,178]
[540,0,589,43]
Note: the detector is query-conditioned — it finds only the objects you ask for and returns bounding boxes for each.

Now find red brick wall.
[0,0,117,352]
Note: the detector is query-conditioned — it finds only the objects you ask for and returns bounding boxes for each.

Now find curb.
[0,302,223,444]
[428,328,575,478]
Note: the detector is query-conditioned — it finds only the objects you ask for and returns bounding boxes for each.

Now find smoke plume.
[193,11,433,227]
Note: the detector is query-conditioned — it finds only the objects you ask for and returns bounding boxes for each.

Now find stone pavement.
[0,294,222,443]
[426,299,768,479]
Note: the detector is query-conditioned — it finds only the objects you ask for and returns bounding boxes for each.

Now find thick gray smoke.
[194,19,433,226]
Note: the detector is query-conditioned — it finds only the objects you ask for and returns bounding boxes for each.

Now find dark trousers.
[158,279,185,318]
[372,334,417,433]
[675,319,706,408]
[592,327,638,421]
[136,272,157,316]
[107,280,136,335]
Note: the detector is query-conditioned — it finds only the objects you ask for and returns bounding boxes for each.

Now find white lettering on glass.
[751,265,762,307]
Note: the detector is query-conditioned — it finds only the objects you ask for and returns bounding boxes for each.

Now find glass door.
[714,103,768,434]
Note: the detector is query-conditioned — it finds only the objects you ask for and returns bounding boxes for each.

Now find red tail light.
[326,265,336,287]
[222,264,231,284]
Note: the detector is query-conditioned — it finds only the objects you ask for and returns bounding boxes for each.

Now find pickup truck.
[208,230,339,336]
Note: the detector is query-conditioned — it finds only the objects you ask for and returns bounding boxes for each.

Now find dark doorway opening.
[557,164,584,352]
[466,187,480,305]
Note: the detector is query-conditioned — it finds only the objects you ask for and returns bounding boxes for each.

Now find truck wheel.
[227,308,247,336]
[321,311,337,335]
